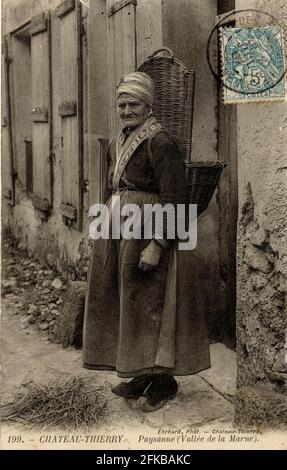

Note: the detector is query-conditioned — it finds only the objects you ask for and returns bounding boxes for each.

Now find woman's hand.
[138,240,163,272]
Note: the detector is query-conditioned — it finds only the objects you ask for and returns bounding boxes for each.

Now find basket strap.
[147,131,159,167]
[147,128,170,167]
[147,129,184,168]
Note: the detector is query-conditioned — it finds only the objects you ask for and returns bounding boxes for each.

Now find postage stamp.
[220,25,286,104]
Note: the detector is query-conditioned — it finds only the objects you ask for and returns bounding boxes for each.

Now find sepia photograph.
[1,0,287,453]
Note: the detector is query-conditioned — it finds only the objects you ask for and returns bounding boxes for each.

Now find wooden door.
[107,0,137,138]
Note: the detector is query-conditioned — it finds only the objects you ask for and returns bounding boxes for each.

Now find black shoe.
[137,374,178,412]
[111,375,152,399]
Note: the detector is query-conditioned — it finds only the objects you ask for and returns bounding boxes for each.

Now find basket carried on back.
[185,161,226,215]
[137,48,226,213]
[138,48,195,163]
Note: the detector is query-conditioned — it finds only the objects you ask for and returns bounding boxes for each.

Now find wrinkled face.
[117,93,150,129]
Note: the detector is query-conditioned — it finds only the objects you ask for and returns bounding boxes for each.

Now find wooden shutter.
[107,0,137,137]
[30,11,52,217]
[1,37,16,206]
[56,0,83,230]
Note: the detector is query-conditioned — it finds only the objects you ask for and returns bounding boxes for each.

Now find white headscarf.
[116,72,155,107]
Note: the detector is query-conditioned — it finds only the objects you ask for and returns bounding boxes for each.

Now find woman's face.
[117,93,150,129]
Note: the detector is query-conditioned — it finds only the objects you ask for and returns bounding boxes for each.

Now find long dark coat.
[83,130,210,377]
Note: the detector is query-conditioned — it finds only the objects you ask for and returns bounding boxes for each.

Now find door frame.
[217,0,238,348]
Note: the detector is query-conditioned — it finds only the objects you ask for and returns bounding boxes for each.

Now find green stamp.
[220,25,286,104]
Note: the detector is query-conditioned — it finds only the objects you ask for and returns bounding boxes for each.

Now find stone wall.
[235,0,287,426]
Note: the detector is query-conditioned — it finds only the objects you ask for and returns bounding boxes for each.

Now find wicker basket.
[138,48,226,213]
[138,48,195,162]
[185,161,226,213]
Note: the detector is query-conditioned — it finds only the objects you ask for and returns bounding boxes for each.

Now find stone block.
[244,243,273,273]
[246,223,266,248]
[236,386,287,428]
[55,281,86,348]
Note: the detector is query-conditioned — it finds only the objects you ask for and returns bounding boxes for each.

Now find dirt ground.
[1,239,237,450]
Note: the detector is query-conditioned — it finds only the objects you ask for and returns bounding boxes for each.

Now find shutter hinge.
[215,10,236,26]
[81,178,89,192]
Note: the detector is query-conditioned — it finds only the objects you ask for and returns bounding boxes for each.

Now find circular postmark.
[207,9,287,96]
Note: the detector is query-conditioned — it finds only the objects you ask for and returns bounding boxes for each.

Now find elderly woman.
[83,72,210,412]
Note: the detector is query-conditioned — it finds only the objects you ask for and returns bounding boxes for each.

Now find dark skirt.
[82,191,210,377]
